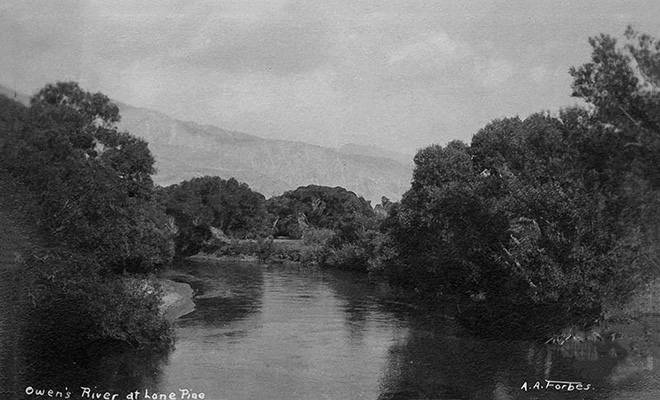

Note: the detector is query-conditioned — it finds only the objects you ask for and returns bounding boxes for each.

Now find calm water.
[3,259,660,399]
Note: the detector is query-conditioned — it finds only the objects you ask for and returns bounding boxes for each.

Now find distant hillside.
[116,103,413,203]
[338,143,414,166]
[0,84,30,105]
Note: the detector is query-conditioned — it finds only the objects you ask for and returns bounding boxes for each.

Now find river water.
[3,259,660,400]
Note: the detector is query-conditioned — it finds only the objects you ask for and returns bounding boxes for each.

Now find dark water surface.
[3,259,660,399]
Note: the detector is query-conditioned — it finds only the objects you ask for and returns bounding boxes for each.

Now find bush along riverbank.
[192,229,333,265]
[22,250,174,353]
[194,237,321,264]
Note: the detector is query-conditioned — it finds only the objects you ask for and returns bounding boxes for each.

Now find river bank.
[159,279,195,321]
[193,238,322,265]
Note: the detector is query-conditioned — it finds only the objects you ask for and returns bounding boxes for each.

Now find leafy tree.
[160,176,271,256]
[0,89,175,349]
[30,81,121,129]
[568,27,660,294]
[570,27,660,186]
[1,82,173,272]
[388,141,510,295]
[267,185,375,242]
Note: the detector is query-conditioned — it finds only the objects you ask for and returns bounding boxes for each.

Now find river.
[3,259,660,399]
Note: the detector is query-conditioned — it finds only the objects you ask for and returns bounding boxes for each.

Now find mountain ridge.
[114,102,413,203]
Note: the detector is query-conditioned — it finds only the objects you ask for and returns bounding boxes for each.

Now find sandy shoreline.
[159,279,195,321]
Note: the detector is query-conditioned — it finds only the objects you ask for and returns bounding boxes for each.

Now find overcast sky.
[1,0,659,154]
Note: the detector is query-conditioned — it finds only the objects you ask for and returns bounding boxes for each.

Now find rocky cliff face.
[116,102,412,203]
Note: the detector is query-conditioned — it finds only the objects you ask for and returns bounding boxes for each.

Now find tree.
[385,103,659,335]
[388,141,510,295]
[30,81,120,129]
[160,176,271,256]
[568,28,660,296]
[266,185,375,241]
[2,82,173,272]
[570,27,660,186]
[29,82,155,196]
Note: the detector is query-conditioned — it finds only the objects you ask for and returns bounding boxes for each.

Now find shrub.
[302,227,335,246]
[23,249,174,353]
[320,243,369,271]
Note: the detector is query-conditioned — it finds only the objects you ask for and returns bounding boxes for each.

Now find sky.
[1,0,659,155]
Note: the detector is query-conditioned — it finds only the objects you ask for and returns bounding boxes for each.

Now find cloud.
[176,3,331,76]
[476,59,517,88]
[529,65,549,84]
[387,31,463,66]
[2,0,328,79]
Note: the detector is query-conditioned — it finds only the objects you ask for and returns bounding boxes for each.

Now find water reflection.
[171,259,264,331]
[323,269,381,346]
[324,270,652,400]
[158,262,399,399]
[372,303,656,400]
[376,331,552,399]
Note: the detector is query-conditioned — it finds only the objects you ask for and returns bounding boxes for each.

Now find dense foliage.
[24,249,173,354]
[0,82,174,272]
[265,185,385,271]
[0,82,174,349]
[159,176,271,256]
[267,185,375,241]
[379,28,660,334]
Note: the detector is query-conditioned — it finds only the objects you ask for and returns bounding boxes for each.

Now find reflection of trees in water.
[342,301,369,345]
[375,320,629,400]
[377,330,531,399]
[457,300,602,340]
[361,295,627,399]
[322,269,382,346]
[274,266,640,399]
[173,260,265,329]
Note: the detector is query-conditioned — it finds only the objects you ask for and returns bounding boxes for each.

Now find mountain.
[337,143,414,166]
[115,102,413,203]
